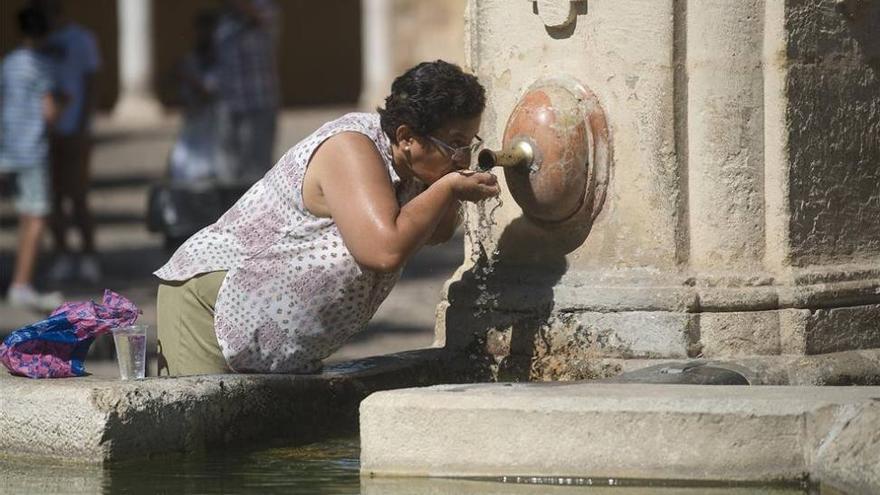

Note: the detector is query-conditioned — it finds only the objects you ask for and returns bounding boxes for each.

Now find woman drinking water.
[155,60,499,376]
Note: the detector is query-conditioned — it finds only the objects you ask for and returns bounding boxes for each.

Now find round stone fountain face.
[501,77,610,223]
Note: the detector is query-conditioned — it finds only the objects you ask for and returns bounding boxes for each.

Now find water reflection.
[0,438,360,495]
[363,477,815,494]
[0,438,822,495]
[2,458,103,494]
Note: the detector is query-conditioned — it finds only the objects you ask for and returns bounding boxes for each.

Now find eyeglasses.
[427,134,483,163]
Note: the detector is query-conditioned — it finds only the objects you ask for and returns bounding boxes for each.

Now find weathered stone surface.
[699,311,781,357]
[785,0,880,265]
[445,296,880,379]
[687,0,766,271]
[360,382,880,491]
[803,304,880,355]
[442,307,697,382]
[605,349,880,386]
[466,348,880,388]
[437,0,880,366]
[734,349,880,386]
[0,349,455,463]
[776,304,880,356]
[528,311,690,380]
[811,400,880,495]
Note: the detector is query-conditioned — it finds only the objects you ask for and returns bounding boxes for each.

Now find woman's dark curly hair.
[378,60,486,144]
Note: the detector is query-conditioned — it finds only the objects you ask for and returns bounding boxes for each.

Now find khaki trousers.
[156,271,230,376]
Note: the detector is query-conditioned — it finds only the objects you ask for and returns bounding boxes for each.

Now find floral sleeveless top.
[154,113,424,373]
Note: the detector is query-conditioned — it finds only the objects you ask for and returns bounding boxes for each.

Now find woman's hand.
[444,170,501,202]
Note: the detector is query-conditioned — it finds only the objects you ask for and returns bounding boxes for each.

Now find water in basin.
[0,437,830,494]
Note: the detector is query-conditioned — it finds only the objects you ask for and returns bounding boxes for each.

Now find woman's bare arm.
[311,132,496,272]
[425,199,461,245]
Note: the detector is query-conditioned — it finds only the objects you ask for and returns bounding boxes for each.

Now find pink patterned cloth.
[53,290,140,338]
[0,290,140,378]
[155,113,424,373]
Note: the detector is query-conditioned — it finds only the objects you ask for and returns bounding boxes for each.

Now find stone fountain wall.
[437,0,880,381]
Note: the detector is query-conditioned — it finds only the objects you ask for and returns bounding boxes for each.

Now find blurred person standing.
[214,0,280,185]
[168,10,221,183]
[41,0,103,284]
[0,6,64,311]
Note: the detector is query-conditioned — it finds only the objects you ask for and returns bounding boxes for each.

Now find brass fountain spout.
[477,139,536,171]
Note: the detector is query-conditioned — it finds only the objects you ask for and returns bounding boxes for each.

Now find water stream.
[464,193,505,317]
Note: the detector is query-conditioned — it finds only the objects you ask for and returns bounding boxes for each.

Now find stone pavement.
[0,107,458,372]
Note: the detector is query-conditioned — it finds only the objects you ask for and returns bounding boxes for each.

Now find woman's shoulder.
[319,112,381,134]
[323,112,391,165]
[299,112,387,156]
[274,112,389,174]
[319,129,383,158]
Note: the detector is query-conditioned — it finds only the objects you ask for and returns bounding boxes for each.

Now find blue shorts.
[7,164,50,216]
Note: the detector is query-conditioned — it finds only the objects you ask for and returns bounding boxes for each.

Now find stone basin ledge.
[0,348,458,463]
[360,383,880,495]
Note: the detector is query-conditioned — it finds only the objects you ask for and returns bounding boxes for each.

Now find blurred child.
[0,6,63,312]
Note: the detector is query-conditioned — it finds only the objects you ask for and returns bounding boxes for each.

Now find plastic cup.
[112,324,148,380]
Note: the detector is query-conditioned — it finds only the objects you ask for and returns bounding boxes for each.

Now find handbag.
[146,181,225,238]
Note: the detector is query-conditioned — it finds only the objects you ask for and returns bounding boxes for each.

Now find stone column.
[359,0,394,110]
[687,0,766,273]
[683,0,780,357]
[113,0,163,123]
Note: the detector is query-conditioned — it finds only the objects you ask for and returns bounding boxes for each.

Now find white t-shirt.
[47,24,101,135]
[0,48,54,169]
